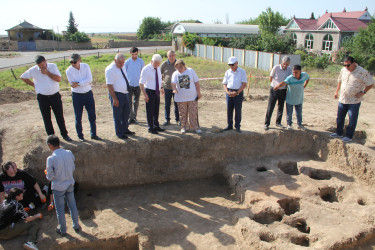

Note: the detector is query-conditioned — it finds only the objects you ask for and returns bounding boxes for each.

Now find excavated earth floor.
[0,83,374,250]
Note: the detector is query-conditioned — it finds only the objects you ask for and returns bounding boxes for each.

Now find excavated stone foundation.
[14,130,375,249]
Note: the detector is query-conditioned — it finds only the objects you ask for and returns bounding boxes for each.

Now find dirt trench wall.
[311,134,375,186]
[23,131,317,189]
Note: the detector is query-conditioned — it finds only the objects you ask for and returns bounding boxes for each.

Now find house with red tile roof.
[284,8,372,53]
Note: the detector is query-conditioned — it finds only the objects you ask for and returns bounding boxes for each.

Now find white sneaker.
[196,129,202,134]
[180,129,186,134]
[342,137,352,142]
[298,124,307,131]
[287,125,293,130]
[264,125,269,130]
[330,133,343,138]
[23,241,38,250]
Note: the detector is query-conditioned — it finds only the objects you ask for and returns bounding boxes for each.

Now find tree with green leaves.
[137,17,164,40]
[63,11,90,42]
[258,7,289,35]
[340,18,375,71]
[182,32,201,51]
[66,11,78,35]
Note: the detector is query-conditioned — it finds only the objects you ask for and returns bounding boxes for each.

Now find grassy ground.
[0,51,341,91]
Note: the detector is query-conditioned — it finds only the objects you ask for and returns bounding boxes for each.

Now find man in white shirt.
[264,56,292,130]
[139,54,165,134]
[66,53,101,142]
[20,55,72,142]
[105,54,135,140]
[222,56,247,132]
[330,56,374,142]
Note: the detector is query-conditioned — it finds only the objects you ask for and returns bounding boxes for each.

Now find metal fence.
[184,44,300,71]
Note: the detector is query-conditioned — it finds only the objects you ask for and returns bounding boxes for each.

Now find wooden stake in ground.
[246,73,251,99]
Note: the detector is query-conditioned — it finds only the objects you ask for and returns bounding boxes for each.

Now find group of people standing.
[0,49,373,249]
[263,55,374,143]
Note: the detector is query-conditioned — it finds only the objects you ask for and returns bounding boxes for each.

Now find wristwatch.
[361,90,366,94]
[236,91,239,95]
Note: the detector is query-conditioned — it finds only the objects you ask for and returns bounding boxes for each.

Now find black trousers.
[264,87,287,126]
[145,89,160,129]
[37,92,68,137]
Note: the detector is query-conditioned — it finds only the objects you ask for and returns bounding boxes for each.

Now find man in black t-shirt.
[0,188,42,249]
[0,162,46,209]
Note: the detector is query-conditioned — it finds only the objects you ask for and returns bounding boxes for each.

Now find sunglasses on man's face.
[344,63,352,68]
[228,64,234,66]
[70,61,77,64]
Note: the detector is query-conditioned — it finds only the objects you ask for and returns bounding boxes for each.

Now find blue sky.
[1,0,373,35]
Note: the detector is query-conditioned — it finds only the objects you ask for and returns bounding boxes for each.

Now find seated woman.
[171,60,202,134]
[0,162,46,210]
[0,187,42,250]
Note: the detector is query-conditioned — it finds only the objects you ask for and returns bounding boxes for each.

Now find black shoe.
[128,119,136,124]
[74,226,81,234]
[223,126,233,131]
[91,135,102,140]
[154,127,165,132]
[163,121,170,126]
[124,130,135,135]
[235,128,241,133]
[63,136,73,142]
[56,228,67,237]
[117,135,129,139]
[148,129,158,134]
[78,136,85,142]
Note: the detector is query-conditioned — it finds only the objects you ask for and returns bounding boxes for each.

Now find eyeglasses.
[344,63,352,68]
[228,64,234,66]
[70,61,77,64]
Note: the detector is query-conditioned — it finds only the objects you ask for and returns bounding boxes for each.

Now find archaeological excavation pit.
[7,130,375,249]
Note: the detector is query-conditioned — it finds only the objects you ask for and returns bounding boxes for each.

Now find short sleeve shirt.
[171,68,199,102]
[0,170,36,194]
[222,67,247,89]
[338,65,375,104]
[20,63,61,95]
[270,65,292,89]
[105,62,129,94]
[284,72,309,105]
[139,63,163,91]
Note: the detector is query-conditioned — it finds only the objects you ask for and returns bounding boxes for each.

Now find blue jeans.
[52,184,79,234]
[286,103,302,126]
[226,91,243,128]
[164,89,179,122]
[109,92,130,137]
[72,90,97,138]
[336,102,361,139]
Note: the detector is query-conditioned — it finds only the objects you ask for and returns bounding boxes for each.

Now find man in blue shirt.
[274,65,309,130]
[46,135,81,236]
[125,47,145,124]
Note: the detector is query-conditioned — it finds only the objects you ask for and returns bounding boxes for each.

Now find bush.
[182,32,201,51]
[295,50,307,62]
[367,57,375,73]
[67,31,91,43]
